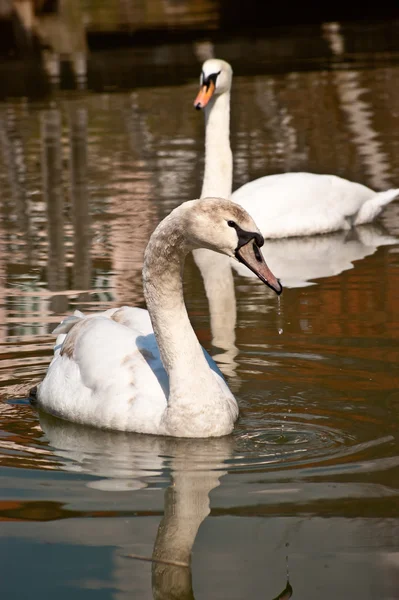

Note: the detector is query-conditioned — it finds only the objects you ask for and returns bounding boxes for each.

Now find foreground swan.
[35,197,282,437]
[194,59,399,238]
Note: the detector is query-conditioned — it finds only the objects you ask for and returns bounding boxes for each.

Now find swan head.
[194,59,233,109]
[183,197,282,295]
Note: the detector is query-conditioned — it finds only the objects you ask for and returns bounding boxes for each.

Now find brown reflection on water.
[281,252,399,342]
[0,400,55,471]
[41,109,68,314]
[232,66,399,190]
[69,106,91,292]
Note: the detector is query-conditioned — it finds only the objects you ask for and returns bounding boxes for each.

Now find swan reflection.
[39,411,229,598]
[231,223,397,287]
[197,223,397,377]
[38,412,291,599]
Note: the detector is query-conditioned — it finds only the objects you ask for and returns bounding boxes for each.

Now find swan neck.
[195,90,236,377]
[143,210,211,380]
[201,91,232,199]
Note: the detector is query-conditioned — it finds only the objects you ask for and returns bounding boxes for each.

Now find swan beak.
[194,81,215,109]
[236,240,283,295]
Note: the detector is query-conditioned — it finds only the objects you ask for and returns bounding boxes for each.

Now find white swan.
[34,197,282,438]
[194,58,399,238]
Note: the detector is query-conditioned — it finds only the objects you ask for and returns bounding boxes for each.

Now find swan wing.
[52,306,153,357]
[38,310,168,434]
[102,305,153,335]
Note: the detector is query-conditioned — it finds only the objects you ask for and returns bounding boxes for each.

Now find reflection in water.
[195,223,396,379]
[323,20,394,188]
[232,223,397,287]
[69,107,91,293]
[150,440,225,600]
[251,77,306,175]
[41,109,67,314]
[193,251,239,379]
[334,70,392,190]
[37,413,292,599]
[0,108,32,259]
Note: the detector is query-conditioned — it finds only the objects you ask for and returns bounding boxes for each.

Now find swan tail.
[354,189,399,225]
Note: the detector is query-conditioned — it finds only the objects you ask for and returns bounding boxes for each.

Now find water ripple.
[232,416,395,474]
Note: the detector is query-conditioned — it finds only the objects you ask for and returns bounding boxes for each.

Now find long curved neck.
[143,209,214,396]
[201,91,232,199]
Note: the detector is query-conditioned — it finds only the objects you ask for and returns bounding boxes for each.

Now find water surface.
[0,22,399,599]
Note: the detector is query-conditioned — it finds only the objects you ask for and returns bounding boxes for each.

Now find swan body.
[194,59,399,238]
[36,197,281,438]
[233,172,398,238]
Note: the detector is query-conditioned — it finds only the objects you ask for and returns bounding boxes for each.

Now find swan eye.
[253,243,263,262]
[227,220,236,228]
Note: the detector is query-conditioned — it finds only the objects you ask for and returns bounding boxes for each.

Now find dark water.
[1,22,399,599]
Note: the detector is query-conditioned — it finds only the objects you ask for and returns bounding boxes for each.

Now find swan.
[34,197,282,438]
[194,58,399,238]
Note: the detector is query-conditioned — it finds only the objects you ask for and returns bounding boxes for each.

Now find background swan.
[194,58,399,238]
[190,59,397,374]
[34,197,282,438]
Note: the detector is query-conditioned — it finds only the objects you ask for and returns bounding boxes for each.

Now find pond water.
[1,21,399,600]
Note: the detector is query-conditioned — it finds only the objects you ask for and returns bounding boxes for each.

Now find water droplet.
[276,295,284,335]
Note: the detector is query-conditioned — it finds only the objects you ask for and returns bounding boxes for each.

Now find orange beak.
[194,80,215,109]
